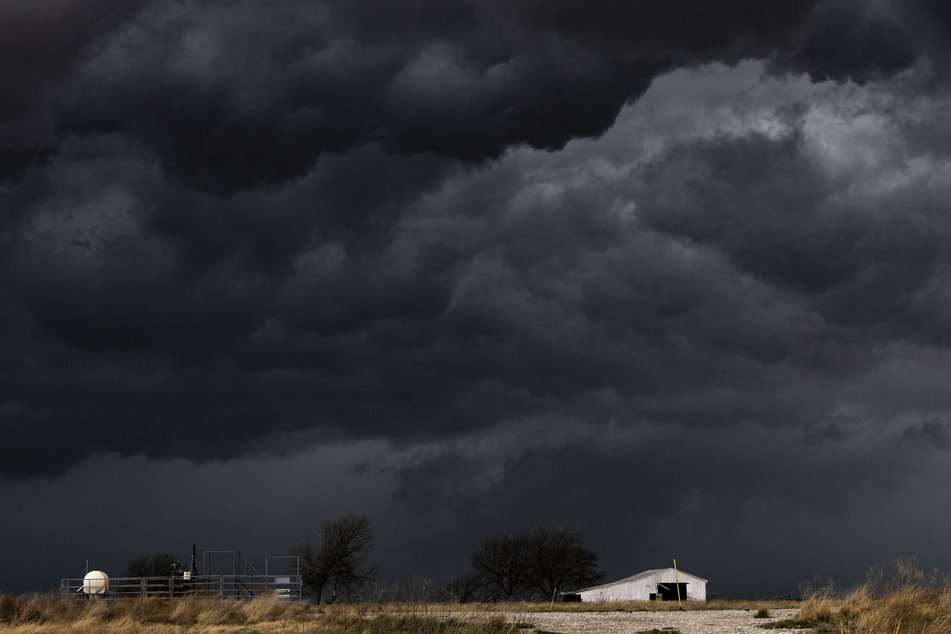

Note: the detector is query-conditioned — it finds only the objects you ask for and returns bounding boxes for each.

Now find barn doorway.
[655,582,687,601]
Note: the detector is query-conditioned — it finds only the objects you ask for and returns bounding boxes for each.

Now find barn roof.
[572,568,708,594]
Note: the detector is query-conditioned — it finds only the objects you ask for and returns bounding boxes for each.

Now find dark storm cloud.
[634,131,944,331]
[0,0,149,119]
[4,0,949,193]
[6,76,951,478]
[770,0,917,82]
[392,424,895,528]
[483,0,821,56]
[900,420,951,449]
[384,417,951,596]
[48,0,657,194]
[0,0,150,181]
[6,0,951,599]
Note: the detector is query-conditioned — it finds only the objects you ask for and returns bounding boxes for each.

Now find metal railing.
[60,574,302,602]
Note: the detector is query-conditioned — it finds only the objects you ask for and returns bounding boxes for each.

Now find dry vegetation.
[0,592,799,634]
[6,560,951,634]
[0,594,529,634]
[763,558,951,634]
[0,592,797,634]
[0,593,313,633]
[790,585,951,633]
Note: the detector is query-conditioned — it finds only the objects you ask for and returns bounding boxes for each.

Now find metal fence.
[60,574,302,602]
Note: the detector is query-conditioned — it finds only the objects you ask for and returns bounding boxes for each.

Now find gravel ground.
[505,608,803,634]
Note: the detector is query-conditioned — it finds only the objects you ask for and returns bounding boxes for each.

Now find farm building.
[563,568,707,602]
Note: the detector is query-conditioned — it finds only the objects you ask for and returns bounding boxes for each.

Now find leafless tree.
[292,513,378,603]
[440,571,481,603]
[523,525,604,598]
[290,540,328,598]
[470,531,529,601]
[125,552,177,577]
[468,526,604,601]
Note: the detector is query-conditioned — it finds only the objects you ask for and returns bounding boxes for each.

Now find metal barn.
[564,568,707,602]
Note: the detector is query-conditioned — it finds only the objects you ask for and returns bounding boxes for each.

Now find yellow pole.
[550,587,557,609]
[673,559,683,610]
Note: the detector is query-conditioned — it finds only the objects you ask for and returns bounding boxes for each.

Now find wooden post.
[673,559,683,610]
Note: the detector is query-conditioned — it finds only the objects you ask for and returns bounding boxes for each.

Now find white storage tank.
[83,570,109,594]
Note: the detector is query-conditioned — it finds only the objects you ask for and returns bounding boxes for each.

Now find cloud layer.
[4,0,951,597]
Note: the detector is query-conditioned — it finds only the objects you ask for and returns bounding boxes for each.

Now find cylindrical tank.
[83,570,109,594]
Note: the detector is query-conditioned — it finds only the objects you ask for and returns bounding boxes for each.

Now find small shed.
[563,568,707,602]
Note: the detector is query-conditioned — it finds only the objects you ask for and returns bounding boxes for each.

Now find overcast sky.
[4,0,951,599]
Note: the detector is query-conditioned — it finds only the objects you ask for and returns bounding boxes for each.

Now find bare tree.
[125,552,177,577]
[468,526,604,601]
[470,531,529,601]
[292,513,378,603]
[290,540,328,598]
[523,525,604,598]
[440,571,481,603]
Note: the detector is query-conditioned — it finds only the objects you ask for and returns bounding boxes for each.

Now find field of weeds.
[790,585,951,633]
[0,594,527,634]
[6,562,951,634]
[766,559,951,634]
[0,593,315,633]
[0,591,799,634]
[0,592,799,634]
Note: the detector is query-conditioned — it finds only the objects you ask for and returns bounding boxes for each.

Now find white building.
[564,568,707,602]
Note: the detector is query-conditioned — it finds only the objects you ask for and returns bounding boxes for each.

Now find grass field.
[0,594,525,634]
[0,593,799,634]
[768,559,951,634]
[788,584,951,633]
[2,562,950,634]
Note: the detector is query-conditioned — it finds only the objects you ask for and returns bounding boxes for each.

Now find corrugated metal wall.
[577,569,706,602]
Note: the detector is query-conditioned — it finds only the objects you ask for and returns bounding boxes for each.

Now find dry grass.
[0,594,534,634]
[819,585,951,634]
[796,593,840,626]
[0,593,316,633]
[19,584,951,634]
[790,559,951,634]
[15,560,951,633]
[0,591,797,634]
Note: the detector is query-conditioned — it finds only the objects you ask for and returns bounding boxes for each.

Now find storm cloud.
[3,0,951,598]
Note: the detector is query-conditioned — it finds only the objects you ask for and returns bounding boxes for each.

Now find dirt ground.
[506,608,803,634]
